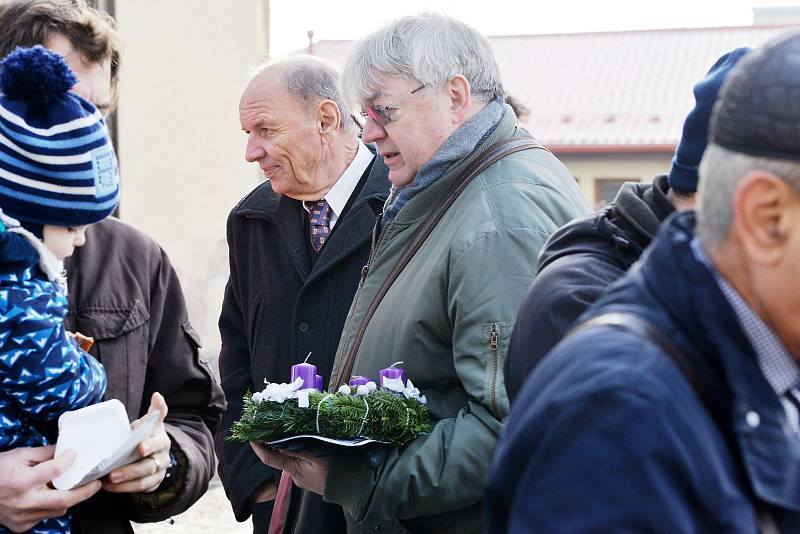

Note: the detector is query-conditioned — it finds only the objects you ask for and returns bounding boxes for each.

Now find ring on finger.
[151,456,161,473]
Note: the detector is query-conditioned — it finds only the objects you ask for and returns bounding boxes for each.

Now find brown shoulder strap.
[332,136,546,387]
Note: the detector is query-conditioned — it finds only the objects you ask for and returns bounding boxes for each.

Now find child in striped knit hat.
[0,46,120,534]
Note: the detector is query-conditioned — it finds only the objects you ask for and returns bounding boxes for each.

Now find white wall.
[113,0,269,368]
[557,152,673,207]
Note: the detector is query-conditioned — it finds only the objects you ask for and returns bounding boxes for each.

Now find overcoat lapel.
[274,196,312,281]
[307,157,388,286]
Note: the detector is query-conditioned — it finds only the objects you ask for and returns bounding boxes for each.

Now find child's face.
[42,225,89,262]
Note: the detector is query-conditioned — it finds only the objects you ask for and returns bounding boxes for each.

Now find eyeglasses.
[360,84,426,126]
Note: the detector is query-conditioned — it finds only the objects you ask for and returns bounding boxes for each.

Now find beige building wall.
[557,152,674,208]
[113,0,269,367]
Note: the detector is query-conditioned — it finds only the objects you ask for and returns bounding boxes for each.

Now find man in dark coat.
[487,32,800,532]
[0,2,225,533]
[503,48,749,402]
[214,55,389,534]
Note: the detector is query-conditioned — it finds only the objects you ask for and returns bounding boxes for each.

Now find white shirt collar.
[303,141,373,230]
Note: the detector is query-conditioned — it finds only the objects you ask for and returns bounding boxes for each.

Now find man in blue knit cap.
[0,45,118,534]
[488,30,800,532]
[503,48,750,402]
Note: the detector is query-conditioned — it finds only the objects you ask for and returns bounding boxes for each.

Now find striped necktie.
[308,200,332,252]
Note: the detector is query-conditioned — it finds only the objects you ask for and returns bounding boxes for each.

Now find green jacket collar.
[390,104,518,227]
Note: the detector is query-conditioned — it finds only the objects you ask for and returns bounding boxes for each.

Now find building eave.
[549,144,676,155]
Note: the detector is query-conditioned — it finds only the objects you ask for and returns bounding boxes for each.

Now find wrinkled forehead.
[359,72,419,105]
[242,66,281,97]
[240,70,287,110]
[239,72,307,126]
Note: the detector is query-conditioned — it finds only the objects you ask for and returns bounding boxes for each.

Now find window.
[594,178,639,208]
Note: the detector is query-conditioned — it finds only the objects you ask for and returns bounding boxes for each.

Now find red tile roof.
[302,25,796,153]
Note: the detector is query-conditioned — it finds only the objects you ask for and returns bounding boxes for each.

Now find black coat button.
[298,322,309,333]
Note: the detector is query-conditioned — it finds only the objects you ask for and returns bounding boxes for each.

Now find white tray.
[267,434,389,447]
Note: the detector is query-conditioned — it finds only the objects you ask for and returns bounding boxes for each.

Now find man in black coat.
[214,55,389,534]
[503,48,749,402]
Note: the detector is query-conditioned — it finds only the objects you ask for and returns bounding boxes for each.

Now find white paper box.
[52,399,159,490]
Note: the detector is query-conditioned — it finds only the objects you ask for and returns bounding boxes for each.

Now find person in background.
[0,45,117,534]
[503,48,749,402]
[0,1,225,532]
[487,32,800,532]
[504,94,529,122]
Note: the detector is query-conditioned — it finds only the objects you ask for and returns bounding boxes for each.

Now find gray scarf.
[382,96,506,225]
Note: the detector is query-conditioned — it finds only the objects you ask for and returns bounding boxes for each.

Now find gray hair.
[697,143,800,246]
[252,54,355,134]
[341,13,505,108]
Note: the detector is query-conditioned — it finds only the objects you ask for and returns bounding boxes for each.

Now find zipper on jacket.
[359,215,390,286]
[488,323,501,416]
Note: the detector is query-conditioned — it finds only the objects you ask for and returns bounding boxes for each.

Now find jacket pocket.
[68,300,150,421]
[181,320,203,349]
[484,321,511,419]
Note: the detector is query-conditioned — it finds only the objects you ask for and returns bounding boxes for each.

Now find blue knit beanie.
[0,46,119,233]
[668,47,750,194]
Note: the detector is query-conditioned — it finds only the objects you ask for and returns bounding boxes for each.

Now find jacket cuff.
[232,471,278,522]
[121,425,210,522]
[123,442,184,511]
[323,451,372,515]
[215,440,281,521]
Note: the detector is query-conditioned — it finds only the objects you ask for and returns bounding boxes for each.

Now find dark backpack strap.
[566,312,781,533]
[332,136,546,388]
[566,312,719,425]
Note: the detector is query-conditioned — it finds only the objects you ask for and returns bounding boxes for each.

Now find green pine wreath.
[228,388,431,446]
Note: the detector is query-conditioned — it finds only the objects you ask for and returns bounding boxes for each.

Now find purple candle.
[378,362,405,387]
[349,375,371,386]
[291,362,317,390]
[315,374,323,391]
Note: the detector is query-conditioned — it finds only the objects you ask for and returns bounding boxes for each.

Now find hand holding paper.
[103,392,171,494]
[0,446,101,532]
[52,393,170,493]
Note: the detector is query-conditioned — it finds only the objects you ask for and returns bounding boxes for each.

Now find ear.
[315,100,341,144]
[445,75,472,124]
[732,171,796,266]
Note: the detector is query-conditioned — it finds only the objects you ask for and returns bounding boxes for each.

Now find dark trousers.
[251,501,274,534]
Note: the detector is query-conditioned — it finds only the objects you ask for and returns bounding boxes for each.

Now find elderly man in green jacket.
[252,13,589,533]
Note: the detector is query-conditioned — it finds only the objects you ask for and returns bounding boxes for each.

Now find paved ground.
[132,477,250,534]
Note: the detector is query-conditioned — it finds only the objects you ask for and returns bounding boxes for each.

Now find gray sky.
[270,0,799,55]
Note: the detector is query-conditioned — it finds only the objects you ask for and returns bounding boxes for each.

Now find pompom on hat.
[0,45,119,233]
[667,47,750,194]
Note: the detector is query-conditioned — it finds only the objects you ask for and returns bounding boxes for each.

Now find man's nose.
[361,118,386,144]
[74,231,86,248]
[244,134,266,163]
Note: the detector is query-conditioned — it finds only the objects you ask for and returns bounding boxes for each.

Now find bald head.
[249,55,355,134]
